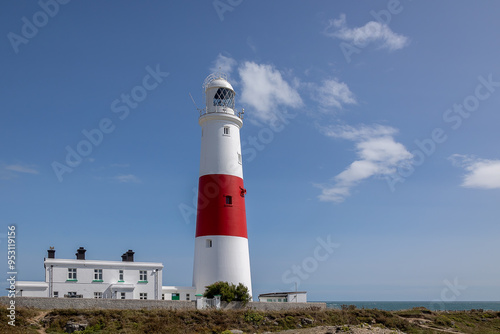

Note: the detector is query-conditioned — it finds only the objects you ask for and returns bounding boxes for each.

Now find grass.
[1,306,499,333]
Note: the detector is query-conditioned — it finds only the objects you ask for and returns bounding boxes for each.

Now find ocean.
[324,301,500,311]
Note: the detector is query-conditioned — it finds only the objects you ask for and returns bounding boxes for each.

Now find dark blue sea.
[323,301,500,311]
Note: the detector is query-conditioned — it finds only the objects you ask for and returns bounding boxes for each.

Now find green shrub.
[243,310,264,325]
[204,281,251,303]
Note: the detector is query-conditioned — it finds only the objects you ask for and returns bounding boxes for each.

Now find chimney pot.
[76,247,86,260]
[125,250,135,262]
[47,248,55,259]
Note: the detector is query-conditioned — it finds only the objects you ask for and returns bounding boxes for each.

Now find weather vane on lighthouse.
[192,72,252,297]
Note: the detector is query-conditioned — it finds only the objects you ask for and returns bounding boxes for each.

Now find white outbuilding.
[258,291,307,303]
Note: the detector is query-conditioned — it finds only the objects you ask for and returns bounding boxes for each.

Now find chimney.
[126,249,135,262]
[47,247,55,259]
[121,253,128,262]
[76,247,86,260]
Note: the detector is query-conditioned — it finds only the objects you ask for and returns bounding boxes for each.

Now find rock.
[301,317,314,325]
[64,321,88,333]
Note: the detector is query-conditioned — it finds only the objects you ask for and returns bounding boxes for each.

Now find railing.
[199,107,244,119]
[64,294,83,298]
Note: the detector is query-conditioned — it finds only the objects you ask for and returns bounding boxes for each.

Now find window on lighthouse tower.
[213,88,235,108]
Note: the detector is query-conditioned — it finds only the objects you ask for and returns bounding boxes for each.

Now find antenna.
[189,92,204,115]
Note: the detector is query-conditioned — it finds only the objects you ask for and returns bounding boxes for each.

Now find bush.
[203,281,251,303]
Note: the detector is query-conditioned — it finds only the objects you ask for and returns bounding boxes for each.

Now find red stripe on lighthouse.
[195,174,248,238]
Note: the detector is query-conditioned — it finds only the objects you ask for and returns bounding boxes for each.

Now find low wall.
[0,297,326,311]
[0,297,195,310]
[233,301,326,311]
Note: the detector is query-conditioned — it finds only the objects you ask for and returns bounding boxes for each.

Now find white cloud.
[449,154,500,189]
[318,124,412,203]
[324,13,409,51]
[113,174,141,184]
[309,79,356,110]
[238,61,303,123]
[210,54,237,77]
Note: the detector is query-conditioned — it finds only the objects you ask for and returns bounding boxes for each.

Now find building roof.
[258,291,307,298]
[44,258,163,269]
[15,281,49,289]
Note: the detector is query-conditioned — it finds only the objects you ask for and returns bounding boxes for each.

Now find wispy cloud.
[4,164,39,174]
[210,53,237,77]
[0,163,39,179]
[113,174,141,184]
[317,124,412,203]
[324,13,409,51]
[307,79,356,111]
[238,61,303,123]
[449,154,500,189]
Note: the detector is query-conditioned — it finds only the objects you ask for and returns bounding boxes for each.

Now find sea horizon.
[318,301,500,311]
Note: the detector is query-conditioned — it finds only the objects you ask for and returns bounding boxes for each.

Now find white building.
[161,286,195,301]
[16,248,169,300]
[258,291,307,303]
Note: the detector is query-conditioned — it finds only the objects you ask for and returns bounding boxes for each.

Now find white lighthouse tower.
[192,73,252,298]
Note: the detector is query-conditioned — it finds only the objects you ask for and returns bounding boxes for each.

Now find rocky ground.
[272,325,406,334]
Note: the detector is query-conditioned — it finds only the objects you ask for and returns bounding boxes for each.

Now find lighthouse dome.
[205,78,234,92]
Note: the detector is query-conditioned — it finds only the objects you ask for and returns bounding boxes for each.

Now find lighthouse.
[193,73,252,297]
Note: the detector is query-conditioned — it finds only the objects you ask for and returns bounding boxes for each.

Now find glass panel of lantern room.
[213,88,234,108]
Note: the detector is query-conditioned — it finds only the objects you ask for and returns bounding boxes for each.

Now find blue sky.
[1,1,500,301]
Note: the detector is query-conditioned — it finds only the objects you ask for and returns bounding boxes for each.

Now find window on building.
[121,292,126,299]
[140,293,148,300]
[213,88,235,108]
[172,293,180,301]
[186,293,190,301]
[206,239,212,248]
[94,292,103,299]
[67,291,77,298]
[139,270,147,281]
[162,294,165,300]
[223,126,230,135]
[238,152,242,164]
[225,195,232,205]
[284,298,287,302]
[267,299,272,302]
[68,268,77,280]
[119,270,124,281]
[53,291,59,298]
[94,269,103,281]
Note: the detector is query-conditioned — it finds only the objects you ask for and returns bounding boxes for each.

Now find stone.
[64,321,88,333]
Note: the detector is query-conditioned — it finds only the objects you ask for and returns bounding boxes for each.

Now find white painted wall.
[287,292,307,303]
[162,286,196,301]
[16,281,48,297]
[199,114,243,178]
[258,292,307,303]
[193,235,252,297]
